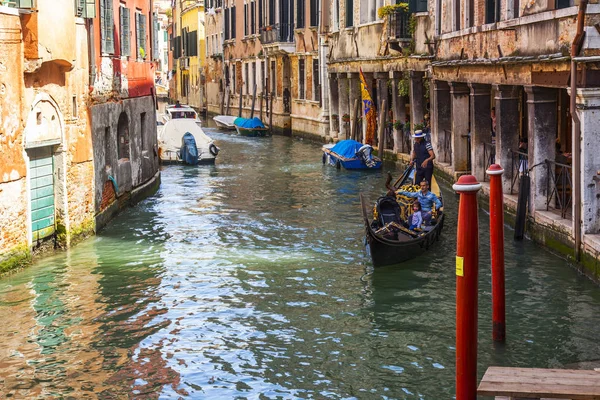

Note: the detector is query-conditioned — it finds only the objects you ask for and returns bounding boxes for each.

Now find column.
[433,80,451,162]
[375,72,388,116]
[469,83,492,181]
[348,72,361,142]
[494,85,521,193]
[410,70,425,133]
[525,86,557,215]
[329,73,339,138]
[391,71,407,153]
[574,88,600,234]
[337,72,350,140]
[450,82,470,173]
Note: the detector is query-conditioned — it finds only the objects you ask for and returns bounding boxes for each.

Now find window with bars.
[135,11,147,59]
[298,59,305,100]
[312,59,320,102]
[310,0,318,27]
[120,6,130,56]
[297,0,305,28]
[100,0,115,54]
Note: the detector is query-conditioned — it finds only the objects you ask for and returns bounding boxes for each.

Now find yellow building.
[173,1,206,110]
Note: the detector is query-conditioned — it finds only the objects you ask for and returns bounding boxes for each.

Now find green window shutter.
[120,7,130,56]
[135,13,141,58]
[85,0,96,18]
[106,1,114,53]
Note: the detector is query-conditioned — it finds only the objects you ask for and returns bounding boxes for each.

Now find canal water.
[1,124,599,399]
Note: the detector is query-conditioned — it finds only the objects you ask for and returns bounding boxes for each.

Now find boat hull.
[235,126,270,137]
[213,116,237,130]
[322,148,382,170]
[360,193,445,268]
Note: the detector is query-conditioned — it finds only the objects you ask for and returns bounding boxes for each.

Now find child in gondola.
[408,201,423,231]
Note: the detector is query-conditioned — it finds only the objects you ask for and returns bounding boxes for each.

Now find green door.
[29,147,55,242]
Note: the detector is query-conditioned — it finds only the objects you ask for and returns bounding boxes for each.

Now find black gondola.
[360,166,445,268]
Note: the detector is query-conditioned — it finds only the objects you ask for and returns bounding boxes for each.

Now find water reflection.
[0,126,599,399]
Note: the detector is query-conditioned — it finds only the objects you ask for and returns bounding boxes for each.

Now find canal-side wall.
[90,95,160,231]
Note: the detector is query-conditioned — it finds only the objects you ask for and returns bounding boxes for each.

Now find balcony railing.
[546,159,572,219]
[260,23,295,45]
[388,10,411,40]
[508,149,528,195]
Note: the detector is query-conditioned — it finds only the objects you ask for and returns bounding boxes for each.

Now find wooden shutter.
[251,1,255,35]
[140,14,147,56]
[120,7,130,56]
[100,0,106,52]
[153,13,159,60]
[101,0,115,54]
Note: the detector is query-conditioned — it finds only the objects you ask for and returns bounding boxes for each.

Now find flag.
[359,69,377,146]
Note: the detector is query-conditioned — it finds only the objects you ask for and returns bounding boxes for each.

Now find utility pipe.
[570,0,588,262]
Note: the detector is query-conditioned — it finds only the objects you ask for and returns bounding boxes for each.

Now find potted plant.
[342,113,350,123]
[393,120,403,131]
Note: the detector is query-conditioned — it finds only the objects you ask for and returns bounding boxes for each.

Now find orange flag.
[360,69,377,145]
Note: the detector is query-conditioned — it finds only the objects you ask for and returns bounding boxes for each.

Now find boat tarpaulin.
[234,117,266,129]
[330,140,366,159]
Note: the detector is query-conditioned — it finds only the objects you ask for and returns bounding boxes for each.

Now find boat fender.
[209,143,220,156]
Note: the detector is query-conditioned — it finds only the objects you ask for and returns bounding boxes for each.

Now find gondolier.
[409,130,436,186]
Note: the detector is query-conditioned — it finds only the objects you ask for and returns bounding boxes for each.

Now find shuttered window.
[153,13,159,60]
[120,6,130,56]
[244,4,248,36]
[251,1,256,35]
[258,0,263,29]
[310,0,318,26]
[186,30,198,57]
[297,0,305,28]
[75,0,96,18]
[172,36,182,59]
[100,0,115,54]
[136,12,147,59]
[224,8,230,40]
[298,59,305,99]
[231,6,236,38]
[313,58,320,102]
[345,0,353,27]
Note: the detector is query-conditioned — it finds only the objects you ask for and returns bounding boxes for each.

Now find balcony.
[260,22,295,54]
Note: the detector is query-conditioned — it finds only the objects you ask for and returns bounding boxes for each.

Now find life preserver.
[209,143,219,156]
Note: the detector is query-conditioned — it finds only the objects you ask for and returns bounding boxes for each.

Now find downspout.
[570,0,588,262]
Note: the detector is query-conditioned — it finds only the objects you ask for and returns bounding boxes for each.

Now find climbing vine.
[377,3,409,19]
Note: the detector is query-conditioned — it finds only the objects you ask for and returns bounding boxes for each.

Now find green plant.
[423,78,430,100]
[414,122,424,131]
[408,15,417,36]
[398,71,410,97]
[342,113,350,122]
[393,120,403,130]
[139,47,146,59]
[378,3,409,18]
[331,114,339,120]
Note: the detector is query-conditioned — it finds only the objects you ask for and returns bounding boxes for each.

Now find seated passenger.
[397,180,443,224]
[408,201,423,231]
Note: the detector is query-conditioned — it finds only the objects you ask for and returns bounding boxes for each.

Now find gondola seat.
[377,196,402,226]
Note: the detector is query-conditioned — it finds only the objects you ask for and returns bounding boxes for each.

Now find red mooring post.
[487,164,506,342]
[453,175,482,400]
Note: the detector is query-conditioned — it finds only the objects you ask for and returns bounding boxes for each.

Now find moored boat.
[360,166,445,267]
[158,119,219,165]
[233,117,269,137]
[213,115,237,130]
[163,104,201,125]
[322,139,382,170]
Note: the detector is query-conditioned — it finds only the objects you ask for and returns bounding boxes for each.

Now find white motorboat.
[162,104,201,125]
[213,115,237,130]
[158,119,219,165]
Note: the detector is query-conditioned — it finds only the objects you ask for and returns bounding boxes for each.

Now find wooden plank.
[478,367,600,399]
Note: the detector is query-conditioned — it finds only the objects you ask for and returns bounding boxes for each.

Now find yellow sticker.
[456,256,464,277]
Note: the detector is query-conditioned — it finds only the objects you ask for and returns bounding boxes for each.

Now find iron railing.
[260,23,295,44]
[388,10,411,40]
[546,159,572,219]
[508,149,528,195]
[482,142,495,182]
[440,130,452,163]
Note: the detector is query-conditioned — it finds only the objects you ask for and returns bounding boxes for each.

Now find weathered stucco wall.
[90,95,159,219]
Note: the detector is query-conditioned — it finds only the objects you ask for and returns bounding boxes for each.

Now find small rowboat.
[213,115,237,130]
[322,139,382,170]
[360,166,445,267]
[233,117,270,137]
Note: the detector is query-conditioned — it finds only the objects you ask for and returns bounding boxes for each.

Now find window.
[244,3,248,36]
[135,11,147,59]
[332,0,339,30]
[297,0,305,28]
[231,5,237,38]
[117,112,130,160]
[312,59,320,102]
[298,59,305,100]
[409,0,428,12]
[153,13,160,60]
[120,6,131,56]
[270,60,276,95]
[100,0,115,54]
[310,0,318,27]
[258,0,263,29]
[224,7,230,40]
[172,36,182,59]
[251,1,256,35]
[140,112,147,150]
[261,61,265,93]
[72,95,78,118]
[75,0,96,18]
[345,0,353,27]
[269,0,275,25]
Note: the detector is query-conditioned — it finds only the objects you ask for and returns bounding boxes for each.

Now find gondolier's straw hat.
[412,130,426,138]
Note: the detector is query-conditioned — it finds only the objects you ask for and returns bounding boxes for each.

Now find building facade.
[171,0,206,110]
[0,0,96,272]
[205,0,225,115]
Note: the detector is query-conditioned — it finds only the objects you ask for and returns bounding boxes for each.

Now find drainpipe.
[570,0,588,262]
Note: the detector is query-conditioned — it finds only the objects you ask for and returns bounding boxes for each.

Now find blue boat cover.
[234,117,265,129]
[330,140,365,159]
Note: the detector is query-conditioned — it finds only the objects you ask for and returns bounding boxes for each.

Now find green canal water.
[1,125,599,399]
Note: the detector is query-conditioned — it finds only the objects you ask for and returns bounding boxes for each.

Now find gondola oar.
[393,164,414,190]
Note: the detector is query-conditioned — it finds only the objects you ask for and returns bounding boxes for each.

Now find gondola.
[360,166,445,267]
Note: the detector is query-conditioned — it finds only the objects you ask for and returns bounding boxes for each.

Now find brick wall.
[100,180,116,211]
